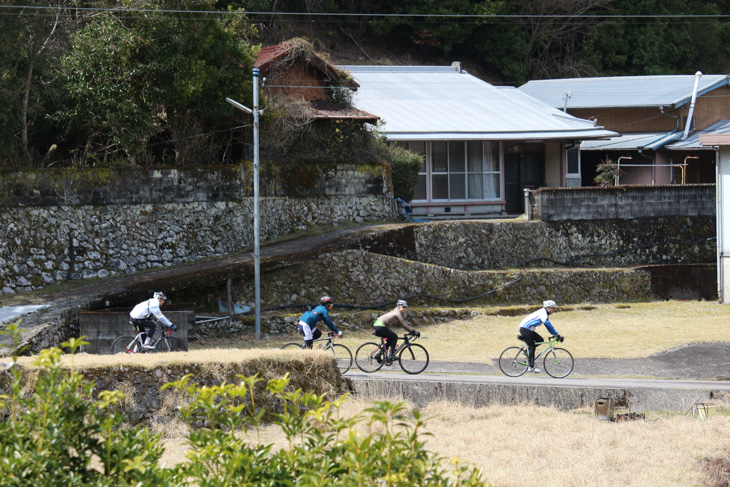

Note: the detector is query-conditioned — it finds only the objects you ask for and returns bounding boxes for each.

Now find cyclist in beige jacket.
[372,299,419,361]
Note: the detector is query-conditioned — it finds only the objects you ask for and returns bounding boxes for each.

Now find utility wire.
[3,5,730,20]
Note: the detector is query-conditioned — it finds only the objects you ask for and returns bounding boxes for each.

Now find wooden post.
[227,278,234,318]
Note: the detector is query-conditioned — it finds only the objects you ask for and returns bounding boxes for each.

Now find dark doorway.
[505,151,545,213]
[580,151,603,186]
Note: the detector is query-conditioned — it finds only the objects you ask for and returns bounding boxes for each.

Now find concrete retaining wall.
[527,184,715,221]
[349,377,722,412]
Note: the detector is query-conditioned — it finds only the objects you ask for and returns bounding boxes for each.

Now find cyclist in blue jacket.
[518,300,563,373]
[297,296,343,348]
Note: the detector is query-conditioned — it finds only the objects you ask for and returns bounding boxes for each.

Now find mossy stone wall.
[233,249,652,310]
[0,356,348,425]
[0,165,395,295]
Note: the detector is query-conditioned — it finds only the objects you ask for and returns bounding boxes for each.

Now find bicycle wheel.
[110,336,137,354]
[498,346,529,377]
[543,347,574,378]
[355,342,385,373]
[330,343,353,374]
[154,336,186,352]
[398,343,429,374]
[281,342,304,350]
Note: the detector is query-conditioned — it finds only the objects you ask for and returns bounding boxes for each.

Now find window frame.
[396,140,503,203]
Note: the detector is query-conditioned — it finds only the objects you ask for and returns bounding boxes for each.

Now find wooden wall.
[570,86,730,133]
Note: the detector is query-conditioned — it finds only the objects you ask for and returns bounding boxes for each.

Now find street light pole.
[252,69,261,340]
[225,66,261,339]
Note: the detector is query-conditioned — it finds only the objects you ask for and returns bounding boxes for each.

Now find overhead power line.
[2,5,730,20]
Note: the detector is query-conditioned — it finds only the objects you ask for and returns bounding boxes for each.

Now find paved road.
[343,343,730,411]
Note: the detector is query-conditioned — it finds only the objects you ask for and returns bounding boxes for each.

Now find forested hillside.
[3,0,730,169]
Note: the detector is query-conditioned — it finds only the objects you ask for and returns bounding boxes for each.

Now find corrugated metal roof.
[581,132,669,150]
[518,74,730,109]
[339,65,616,141]
[667,120,730,150]
[581,131,697,151]
[580,122,730,151]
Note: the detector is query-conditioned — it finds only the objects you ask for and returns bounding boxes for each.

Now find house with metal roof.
[518,73,730,186]
[340,63,615,216]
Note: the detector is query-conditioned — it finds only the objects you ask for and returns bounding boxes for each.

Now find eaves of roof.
[386,129,616,141]
[669,120,730,150]
[309,101,378,121]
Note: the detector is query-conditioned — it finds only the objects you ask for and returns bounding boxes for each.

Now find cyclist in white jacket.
[130,292,175,349]
[519,300,562,373]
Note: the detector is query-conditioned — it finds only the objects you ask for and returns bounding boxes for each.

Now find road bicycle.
[355,331,429,375]
[498,335,574,378]
[280,333,353,374]
[110,323,185,354]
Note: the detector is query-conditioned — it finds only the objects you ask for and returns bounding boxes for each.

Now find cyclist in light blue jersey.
[297,296,343,348]
[518,300,563,373]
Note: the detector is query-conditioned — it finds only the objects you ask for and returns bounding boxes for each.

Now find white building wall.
[718,146,730,302]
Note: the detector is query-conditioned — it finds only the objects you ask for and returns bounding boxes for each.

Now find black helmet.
[320,296,334,306]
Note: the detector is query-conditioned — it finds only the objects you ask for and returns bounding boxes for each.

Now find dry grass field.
[189,300,730,362]
[151,396,730,487]
[20,299,730,486]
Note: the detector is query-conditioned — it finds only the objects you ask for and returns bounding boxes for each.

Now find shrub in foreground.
[0,321,168,486]
[0,321,485,486]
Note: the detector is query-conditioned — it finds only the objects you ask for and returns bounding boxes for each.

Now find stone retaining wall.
[193,308,477,339]
[0,163,387,206]
[0,167,395,295]
[410,217,716,271]
[0,356,348,425]
[0,163,394,295]
[232,250,652,310]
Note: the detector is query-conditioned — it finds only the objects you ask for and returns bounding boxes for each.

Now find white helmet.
[543,300,557,308]
[397,299,408,308]
[154,291,168,300]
